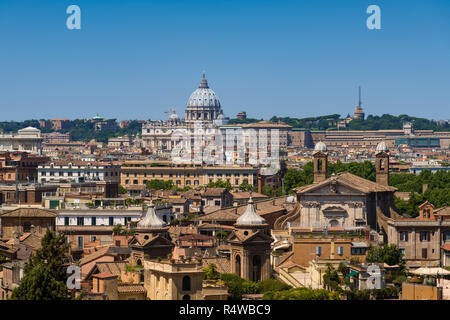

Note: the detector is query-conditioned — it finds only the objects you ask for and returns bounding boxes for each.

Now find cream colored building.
[143,260,204,300]
[121,161,258,189]
[0,127,43,155]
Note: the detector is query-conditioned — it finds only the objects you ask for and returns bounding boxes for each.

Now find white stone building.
[37,161,120,183]
[0,127,43,155]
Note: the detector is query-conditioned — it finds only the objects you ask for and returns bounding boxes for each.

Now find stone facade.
[143,260,203,300]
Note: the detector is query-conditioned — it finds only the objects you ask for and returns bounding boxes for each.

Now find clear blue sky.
[0,0,449,121]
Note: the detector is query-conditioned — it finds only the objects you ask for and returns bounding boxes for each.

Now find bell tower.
[313,142,328,183]
[228,196,271,282]
[375,142,390,186]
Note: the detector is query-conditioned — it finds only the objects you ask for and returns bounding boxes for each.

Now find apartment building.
[0,152,49,183]
[120,161,259,190]
[38,161,120,184]
[387,202,450,268]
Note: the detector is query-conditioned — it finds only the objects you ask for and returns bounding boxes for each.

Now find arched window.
[182,294,191,300]
[182,276,191,291]
[235,254,241,277]
[136,259,142,266]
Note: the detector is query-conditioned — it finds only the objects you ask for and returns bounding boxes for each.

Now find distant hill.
[0,119,143,143]
[270,114,449,132]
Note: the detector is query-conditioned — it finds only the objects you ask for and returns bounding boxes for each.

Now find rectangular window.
[77,217,84,226]
[91,217,96,226]
[444,232,450,242]
[315,246,322,256]
[420,231,429,242]
[400,231,408,242]
[337,246,344,256]
[78,236,84,249]
[109,217,114,226]
[64,217,69,226]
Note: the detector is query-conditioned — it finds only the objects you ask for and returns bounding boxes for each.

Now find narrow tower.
[313,142,328,183]
[375,142,390,186]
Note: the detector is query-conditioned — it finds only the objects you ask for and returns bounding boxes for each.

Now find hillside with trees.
[0,119,143,143]
[269,113,448,132]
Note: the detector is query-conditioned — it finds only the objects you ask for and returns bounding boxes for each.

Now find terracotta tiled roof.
[195,198,286,223]
[117,284,146,293]
[241,121,292,128]
[168,225,198,236]
[92,273,117,279]
[231,191,268,199]
[0,208,57,218]
[79,246,113,265]
[435,207,450,216]
[198,223,236,231]
[202,257,231,274]
[294,172,397,194]
[95,261,127,276]
[178,234,214,241]
[202,188,226,197]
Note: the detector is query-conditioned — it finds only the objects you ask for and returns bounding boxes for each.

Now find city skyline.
[0,0,449,121]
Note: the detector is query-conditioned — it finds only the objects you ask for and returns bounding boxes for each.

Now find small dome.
[314,141,327,152]
[376,141,389,153]
[137,201,166,229]
[236,197,266,226]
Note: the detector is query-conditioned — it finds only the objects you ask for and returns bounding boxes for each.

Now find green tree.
[283,164,314,193]
[264,287,339,300]
[207,180,232,190]
[262,185,283,197]
[118,185,128,194]
[220,273,246,300]
[256,279,291,293]
[366,244,404,266]
[214,230,229,241]
[11,230,71,300]
[146,179,174,190]
[239,181,256,192]
[203,263,220,280]
[11,264,71,300]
